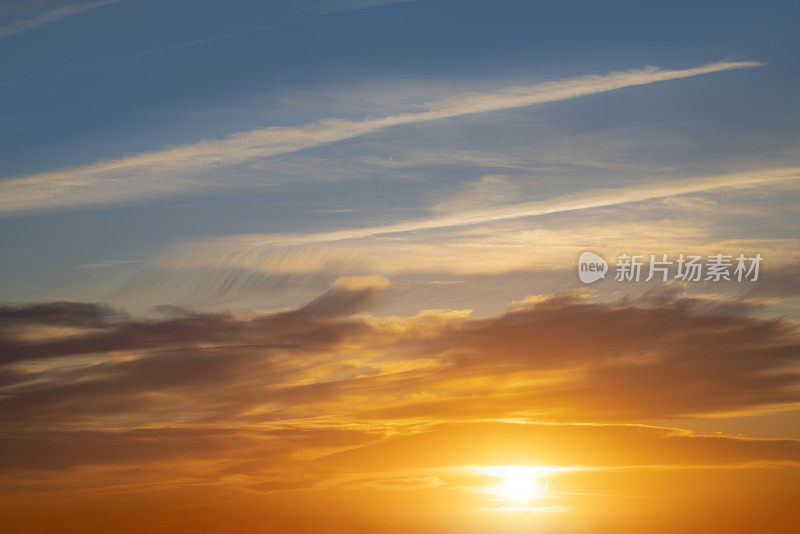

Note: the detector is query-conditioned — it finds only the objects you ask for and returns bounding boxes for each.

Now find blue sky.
[1,0,799,312]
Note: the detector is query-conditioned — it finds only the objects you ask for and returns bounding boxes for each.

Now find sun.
[501,469,545,503]
[502,472,536,502]
[474,465,553,504]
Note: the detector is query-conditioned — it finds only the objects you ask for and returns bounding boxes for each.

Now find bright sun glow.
[491,466,549,503]
[470,465,560,505]
[502,471,539,502]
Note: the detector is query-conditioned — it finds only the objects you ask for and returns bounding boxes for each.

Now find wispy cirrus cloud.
[0,0,121,38]
[104,165,797,309]
[171,166,799,251]
[0,60,761,215]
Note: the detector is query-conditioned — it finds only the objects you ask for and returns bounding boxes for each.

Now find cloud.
[320,422,800,472]
[163,166,799,252]
[112,165,799,307]
[0,300,125,327]
[1,422,798,475]
[0,0,121,38]
[2,288,798,431]
[0,426,376,472]
[431,175,519,213]
[0,275,388,367]
[1,288,799,530]
[0,61,762,214]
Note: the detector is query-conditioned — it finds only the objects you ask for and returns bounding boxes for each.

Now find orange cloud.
[2,282,799,531]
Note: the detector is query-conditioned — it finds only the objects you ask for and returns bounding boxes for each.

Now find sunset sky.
[1,1,800,532]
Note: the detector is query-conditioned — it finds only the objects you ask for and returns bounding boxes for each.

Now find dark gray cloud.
[1,286,798,437]
[0,300,124,328]
[0,280,381,365]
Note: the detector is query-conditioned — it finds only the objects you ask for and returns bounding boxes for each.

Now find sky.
[1,0,799,532]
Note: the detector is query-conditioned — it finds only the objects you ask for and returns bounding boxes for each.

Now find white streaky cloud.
[0,0,121,38]
[114,168,800,308]
[432,175,519,213]
[169,166,800,253]
[0,60,761,215]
